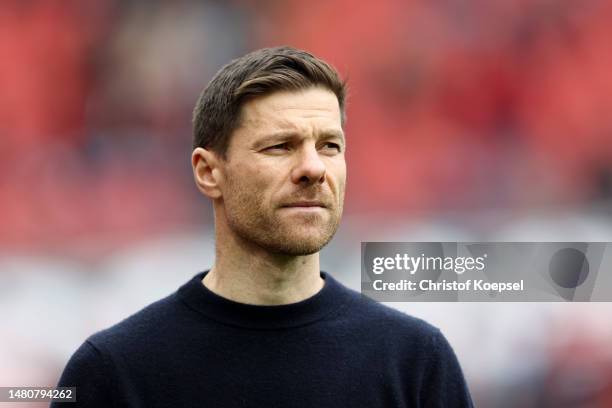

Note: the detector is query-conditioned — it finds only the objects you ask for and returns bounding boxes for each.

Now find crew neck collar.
[177,271,352,330]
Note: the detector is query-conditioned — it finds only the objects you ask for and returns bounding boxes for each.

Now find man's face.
[218,87,346,256]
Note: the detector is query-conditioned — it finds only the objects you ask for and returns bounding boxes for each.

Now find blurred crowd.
[2,0,612,407]
[1,0,249,252]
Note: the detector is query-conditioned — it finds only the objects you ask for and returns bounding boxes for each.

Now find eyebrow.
[255,129,345,147]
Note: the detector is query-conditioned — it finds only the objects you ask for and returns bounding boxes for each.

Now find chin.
[271,242,326,256]
[273,233,334,256]
[233,216,339,256]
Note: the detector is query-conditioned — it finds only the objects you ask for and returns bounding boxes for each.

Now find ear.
[192,147,223,199]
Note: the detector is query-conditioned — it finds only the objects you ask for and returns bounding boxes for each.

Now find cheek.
[226,163,278,204]
[327,160,347,191]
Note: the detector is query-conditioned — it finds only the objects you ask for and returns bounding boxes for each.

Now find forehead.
[238,87,342,133]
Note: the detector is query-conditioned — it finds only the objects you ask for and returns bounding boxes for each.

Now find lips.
[282,201,326,208]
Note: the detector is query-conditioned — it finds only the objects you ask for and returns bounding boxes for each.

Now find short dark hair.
[192,46,347,158]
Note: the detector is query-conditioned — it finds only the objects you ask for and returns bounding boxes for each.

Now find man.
[52,46,473,407]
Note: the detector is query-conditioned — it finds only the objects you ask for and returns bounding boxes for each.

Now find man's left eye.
[322,143,341,152]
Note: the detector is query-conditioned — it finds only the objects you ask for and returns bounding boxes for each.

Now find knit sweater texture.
[52,271,473,407]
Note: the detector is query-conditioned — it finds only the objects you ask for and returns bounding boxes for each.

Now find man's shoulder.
[337,281,441,340]
[86,290,184,353]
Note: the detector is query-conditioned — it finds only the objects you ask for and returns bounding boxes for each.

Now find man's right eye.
[264,143,289,151]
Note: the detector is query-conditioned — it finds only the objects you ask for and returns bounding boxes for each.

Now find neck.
[203,212,325,305]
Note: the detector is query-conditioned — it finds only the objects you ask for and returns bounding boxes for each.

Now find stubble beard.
[223,180,344,256]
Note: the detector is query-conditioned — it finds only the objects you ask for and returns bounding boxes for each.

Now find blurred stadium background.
[2,0,612,406]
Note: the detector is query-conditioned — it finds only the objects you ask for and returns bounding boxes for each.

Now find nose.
[290,143,326,185]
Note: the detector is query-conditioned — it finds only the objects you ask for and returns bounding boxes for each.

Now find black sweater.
[52,271,473,407]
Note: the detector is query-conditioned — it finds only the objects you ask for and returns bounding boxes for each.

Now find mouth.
[281,201,327,208]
